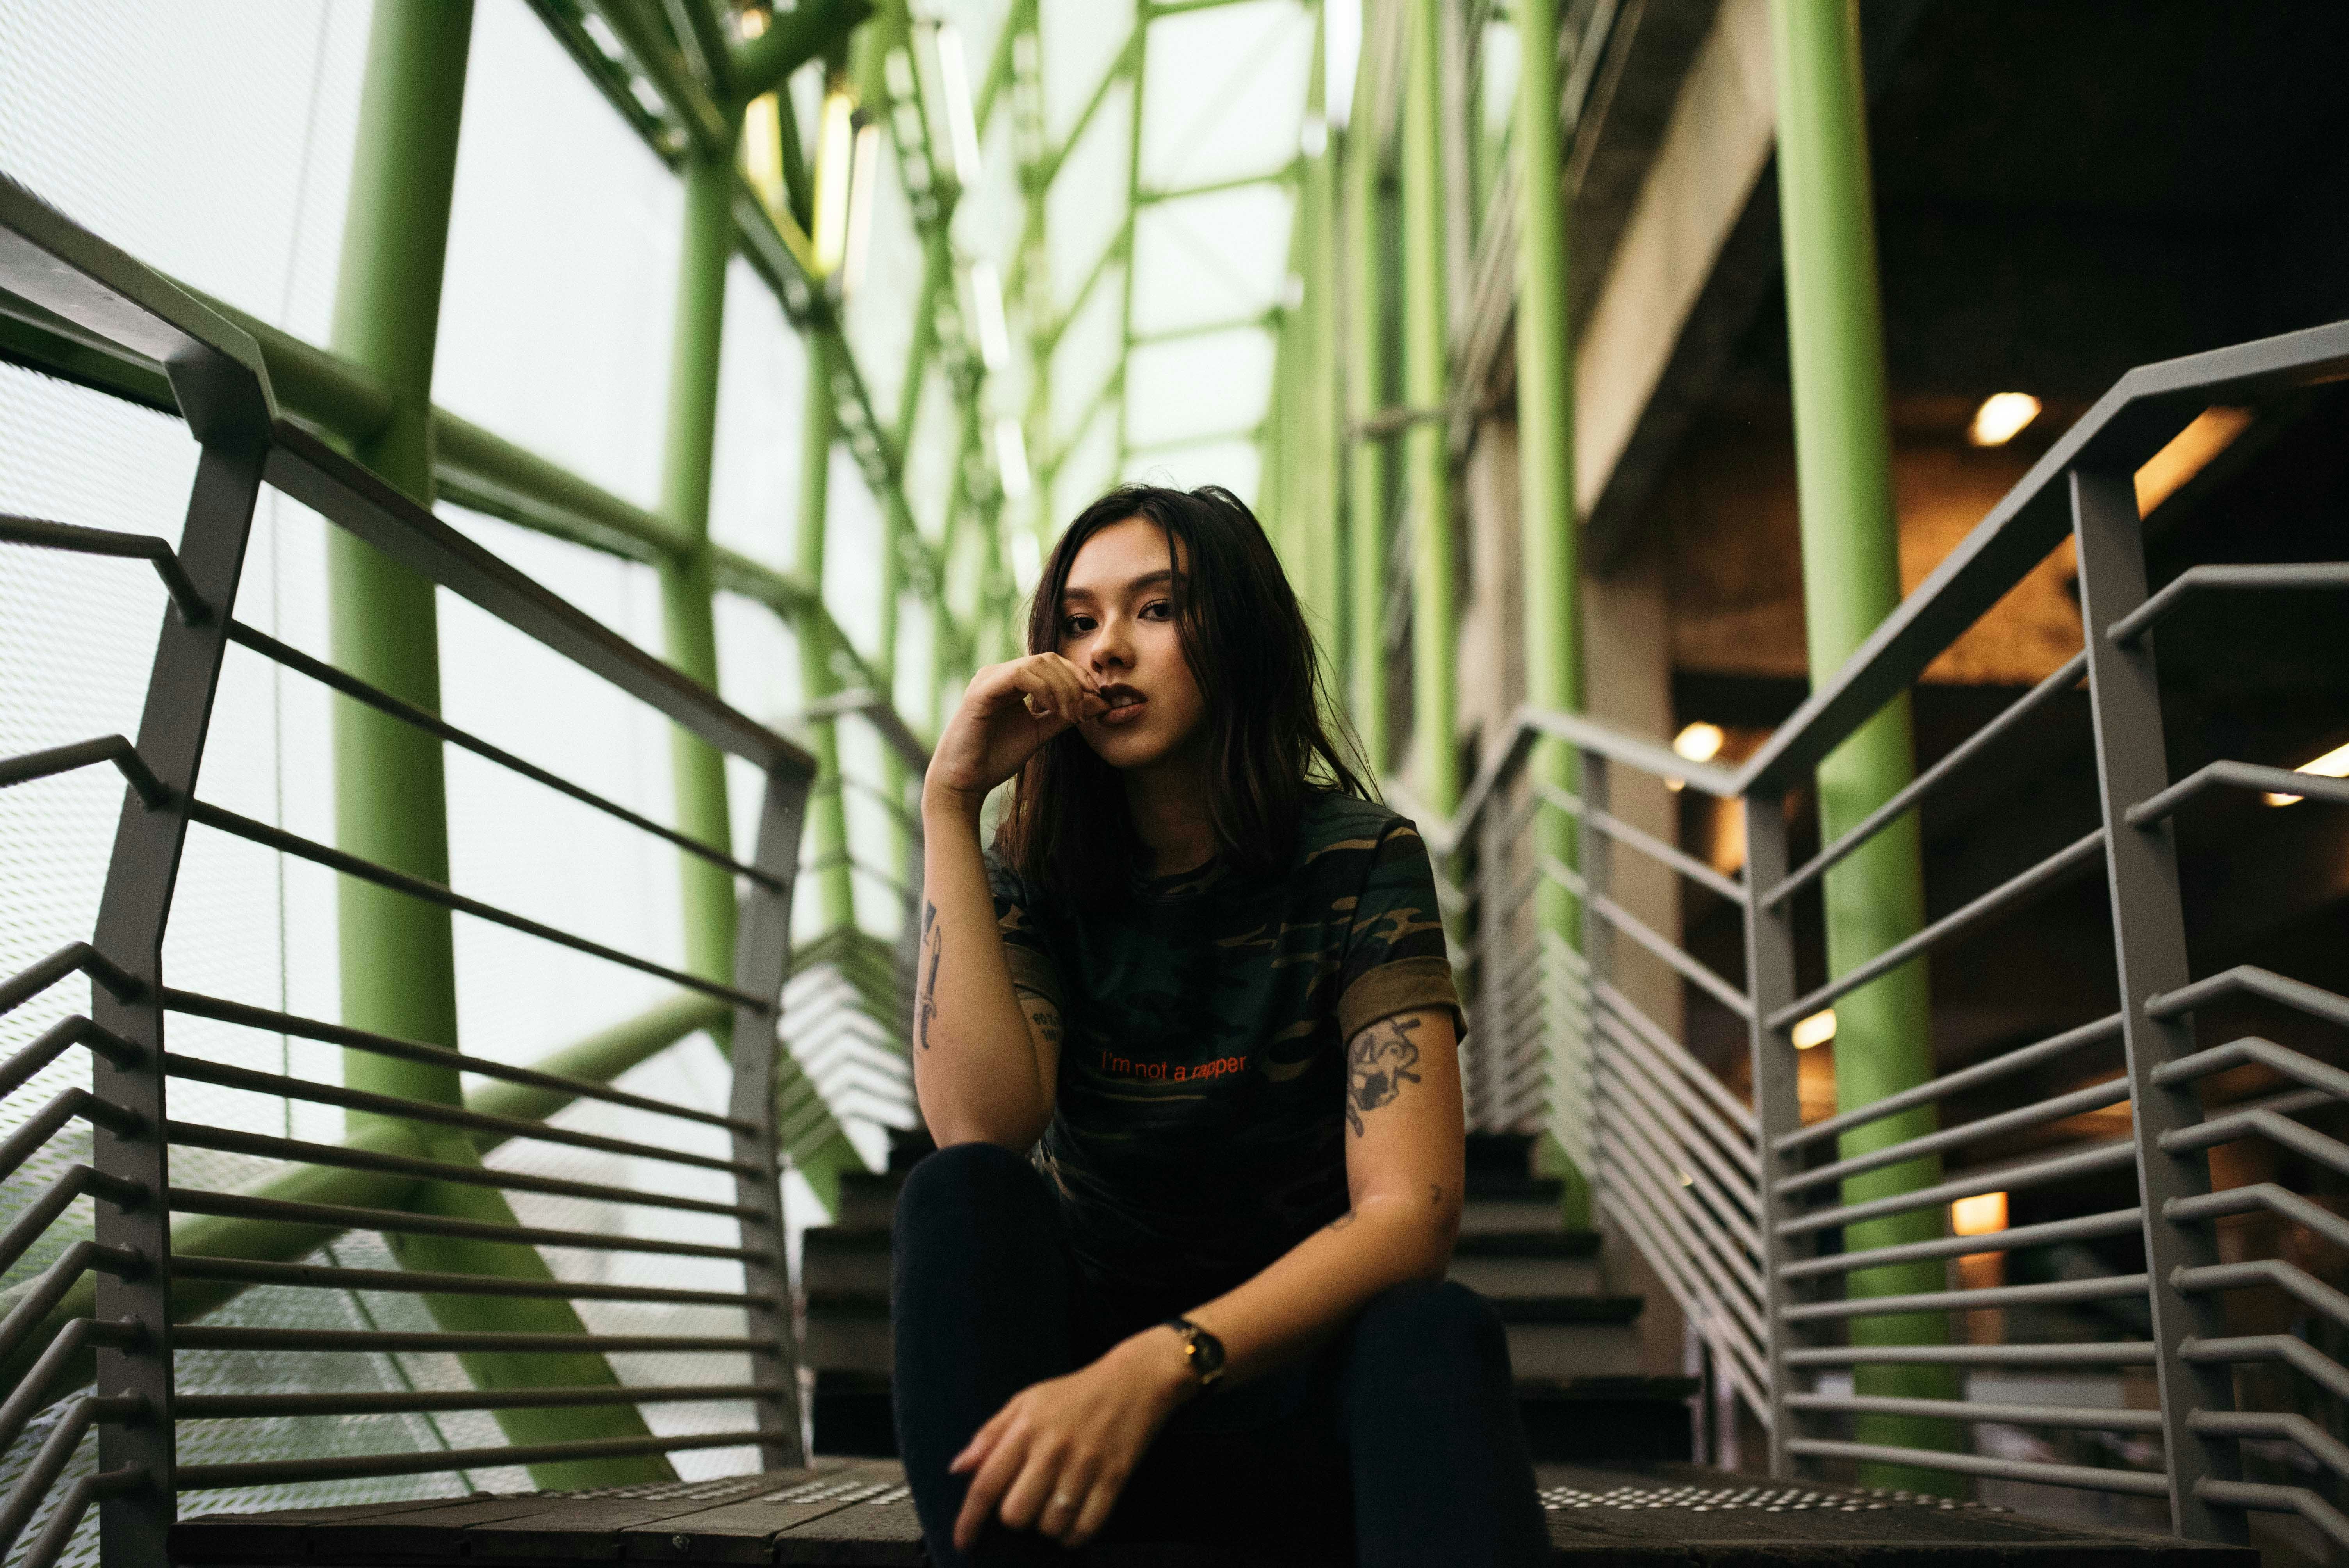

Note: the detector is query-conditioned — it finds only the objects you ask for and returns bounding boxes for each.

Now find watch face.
[1191,1328,1226,1378]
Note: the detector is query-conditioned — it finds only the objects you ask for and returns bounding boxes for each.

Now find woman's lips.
[1095,687,1146,725]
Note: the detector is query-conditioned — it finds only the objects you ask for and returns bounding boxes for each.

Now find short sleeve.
[1336,819,1464,1043]
[983,849,1066,1010]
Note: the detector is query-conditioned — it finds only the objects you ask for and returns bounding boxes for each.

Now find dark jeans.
[891,1142,1549,1567]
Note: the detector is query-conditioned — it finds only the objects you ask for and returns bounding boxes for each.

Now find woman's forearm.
[1172,1192,1453,1386]
[911,788,1055,1147]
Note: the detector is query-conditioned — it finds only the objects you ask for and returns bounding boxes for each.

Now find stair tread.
[1516,1374,1699,1399]
[1463,1174,1565,1201]
[1453,1229,1599,1257]
[1490,1294,1644,1325]
[803,1226,894,1251]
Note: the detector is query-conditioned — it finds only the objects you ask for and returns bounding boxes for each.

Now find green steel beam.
[1130,312,1277,349]
[1013,2,1055,554]
[1399,0,1457,813]
[593,0,729,153]
[656,128,747,1019]
[796,324,858,933]
[1037,239,1123,358]
[728,0,873,101]
[1770,0,1955,1486]
[1037,23,1142,190]
[326,0,669,1490]
[1299,18,1343,657]
[1342,117,1388,773]
[1511,0,1590,1230]
[1134,165,1300,206]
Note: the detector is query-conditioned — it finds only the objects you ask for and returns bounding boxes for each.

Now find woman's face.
[1055,516,1206,772]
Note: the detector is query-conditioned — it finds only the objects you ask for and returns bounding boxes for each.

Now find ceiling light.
[1967,392,2041,448]
[1673,722,1725,764]
[934,23,983,188]
[1951,1191,2007,1238]
[811,89,856,275]
[1790,1010,1836,1051]
[2263,739,2349,806]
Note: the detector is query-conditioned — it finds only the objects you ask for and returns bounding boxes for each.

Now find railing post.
[1740,791,1802,1480]
[88,424,266,1563]
[2071,467,2242,1543]
[1577,752,1615,1217]
[731,769,814,1468]
[1341,112,1388,773]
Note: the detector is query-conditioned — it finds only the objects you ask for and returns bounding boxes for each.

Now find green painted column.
[658,134,745,998]
[1511,0,1592,1230]
[1299,37,1343,657]
[1342,122,1388,774]
[798,324,857,934]
[325,0,667,1487]
[1401,0,1458,813]
[1770,0,1956,1484]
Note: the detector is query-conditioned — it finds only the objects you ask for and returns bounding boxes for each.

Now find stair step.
[812,1369,900,1458]
[1449,1229,1601,1296]
[802,1226,894,1295]
[1515,1376,1697,1464]
[834,1169,903,1229]
[803,1288,894,1374]
[1497,1297,1644,1381]
[1461,1174,1565,1234]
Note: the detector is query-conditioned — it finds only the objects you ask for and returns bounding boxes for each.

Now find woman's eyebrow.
[1060,568,1177,605]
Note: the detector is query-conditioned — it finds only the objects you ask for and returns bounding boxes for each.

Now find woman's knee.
[1349,1278,1510,1379]
[896,1139,1046,1226]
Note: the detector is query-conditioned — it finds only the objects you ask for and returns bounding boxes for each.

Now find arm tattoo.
[915,901,940,1050]
[1345,1015,1423,1137]
[1025,998,1063,1047]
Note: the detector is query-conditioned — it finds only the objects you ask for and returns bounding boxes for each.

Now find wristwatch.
[1161,1316,1226,1390]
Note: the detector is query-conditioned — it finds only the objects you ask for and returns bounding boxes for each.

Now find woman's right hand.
[926,653,1106,810]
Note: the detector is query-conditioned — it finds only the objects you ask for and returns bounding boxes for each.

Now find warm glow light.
[968,261,1011,371]
[933,23,983,187]
[993,418,1031,500]
[1790,1010,1836,1051]
[1967,392,2041,448]
[1952,1191,2008,1238]
[2263,739,2349,807]
[740,93,785,216]
[2135,406,2253,517]
[811,90,856,274]
[1673,722,1725,764]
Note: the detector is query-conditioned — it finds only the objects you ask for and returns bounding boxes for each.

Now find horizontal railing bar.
[172,1427,786,1490]
[2107,561,2349,645]
[2190,1409,2349,1486]
[2148,964,2349,1030]
[161,1051,756,1178]
[2180,1335,2349,1402]
[1769,829,2106,1030]
[0,512,206,619]
[1527,707,1742,798]
[1777,1014,2122,1153]
[0,1393,144,1562]
[1600,1151,1772,1383]
[173,1324,764,1354]
[2195,1479,2349,1553]
[2173,1258,2349,1333]
[1596,1072,1766,1285]
[2164,1102,2346,1172]
[1777,1140,2136,1238]
[2167,1183,2349,1258]
[0,1239,144,1369]
[0,1014,141,1100]
[0,942,140,1017]
[2128,759,2349,825]
[1784,1438,2170,1497]
[1583,805,1744,902]
[1598,1116,1768,1324]
[11,1461,145,1568]
[0,1319,139,1461]
[1785,1392,2164,1433]
[1595,1027,1761,1215]
[1593,979,1757,1137]
[1586,891,1754,1019]
[1777,1074,2131,1197]
[169,1254,756,1308]
[1785,1341,2158,1366]
[185,800,773,1012]
[162,987,752,1133]
[2,1166,146,1278]
[1,1087,141,1186]
[1765,652,2087,911]
[166,1188,766,1262]
[1538,849,1589,901]
[1782,1272,2148,1323]
[2155,1034,2349,1099]
[1780,1206,2144,1281]
[175,1383,766,1419]
[225,620,781,892]
[0,734,169,808]
[162,1120,762,1221]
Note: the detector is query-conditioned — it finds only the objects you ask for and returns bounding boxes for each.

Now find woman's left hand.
[950,1329,1192,1550]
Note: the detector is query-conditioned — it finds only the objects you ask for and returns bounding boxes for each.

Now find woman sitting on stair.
[896,483,1547,1566]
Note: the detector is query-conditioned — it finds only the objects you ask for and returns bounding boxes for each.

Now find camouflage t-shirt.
[984,792,1462,1336]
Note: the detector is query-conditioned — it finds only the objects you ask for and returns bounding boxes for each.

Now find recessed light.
[1967,392,2041,448]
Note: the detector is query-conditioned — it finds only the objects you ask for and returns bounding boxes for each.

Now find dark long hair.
[997,484,1368,905]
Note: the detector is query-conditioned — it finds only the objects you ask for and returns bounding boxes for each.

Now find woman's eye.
[1139,600,1171,621]
[1061,615,1096,635]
